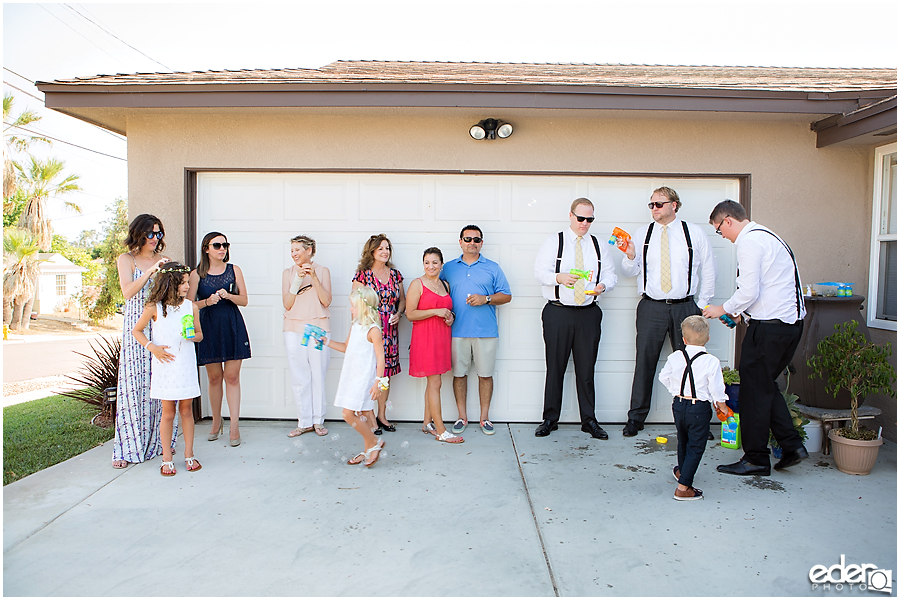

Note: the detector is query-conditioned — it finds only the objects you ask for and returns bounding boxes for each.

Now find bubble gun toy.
[301,323,327,350]
[608,227,631,252]
[715,403,736,425]
[705,305,737,329]
[566,268,594,289]
[181,314,196,340]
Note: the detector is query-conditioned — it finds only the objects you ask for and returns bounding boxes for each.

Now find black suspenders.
[679,348,708,399]
[555,233,602,301]
[749,229,803,320]
[642,221,693,295]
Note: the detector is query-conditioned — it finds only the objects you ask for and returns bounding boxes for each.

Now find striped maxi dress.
[111,265,179,463]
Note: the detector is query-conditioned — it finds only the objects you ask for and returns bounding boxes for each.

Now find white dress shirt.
[534,227,617,305]
[658,344,728,403]
[620,218,717,309]
[723,222,806,324]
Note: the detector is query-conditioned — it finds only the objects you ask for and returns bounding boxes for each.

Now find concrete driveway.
[3,421,896,596]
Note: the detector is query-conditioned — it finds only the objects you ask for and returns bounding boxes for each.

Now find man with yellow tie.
[616,187,717,437]
[533,198,617,439]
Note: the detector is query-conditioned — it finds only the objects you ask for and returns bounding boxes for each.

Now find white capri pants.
[283,331,331,428]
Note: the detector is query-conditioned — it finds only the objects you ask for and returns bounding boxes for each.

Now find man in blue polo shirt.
[441,225,512,436]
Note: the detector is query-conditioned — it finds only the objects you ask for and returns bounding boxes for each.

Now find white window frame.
[868,142,897,331]
[55,274,66,297]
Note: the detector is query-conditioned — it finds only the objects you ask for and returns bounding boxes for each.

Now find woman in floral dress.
[352,234,405,433]
[111,214,179,468]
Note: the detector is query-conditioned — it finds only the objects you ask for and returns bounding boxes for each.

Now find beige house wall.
[126,110,873,290]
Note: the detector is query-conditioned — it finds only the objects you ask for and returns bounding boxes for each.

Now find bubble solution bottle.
[181,314,196,340]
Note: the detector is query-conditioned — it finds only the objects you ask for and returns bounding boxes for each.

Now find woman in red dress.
[406,247,463,443]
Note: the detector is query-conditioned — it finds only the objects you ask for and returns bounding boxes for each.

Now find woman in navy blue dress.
[187,232,251,447]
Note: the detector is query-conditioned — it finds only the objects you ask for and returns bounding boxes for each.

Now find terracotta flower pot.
[828,429,883,475]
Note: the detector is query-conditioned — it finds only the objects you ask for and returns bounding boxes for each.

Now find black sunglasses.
[648,201,673,209]
[145,231,164,239]
[210,242,231,250]
[462,236,483,243]
[574,215,595,223]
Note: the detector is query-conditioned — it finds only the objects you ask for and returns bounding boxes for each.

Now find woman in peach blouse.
[282,235,332,438]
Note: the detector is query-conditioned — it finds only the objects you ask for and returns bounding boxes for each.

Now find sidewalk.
[3,422,897,596]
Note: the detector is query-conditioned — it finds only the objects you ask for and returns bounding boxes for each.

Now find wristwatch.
[485,295,492,305]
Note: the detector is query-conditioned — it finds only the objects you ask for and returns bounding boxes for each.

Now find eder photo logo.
[809,555,893,593]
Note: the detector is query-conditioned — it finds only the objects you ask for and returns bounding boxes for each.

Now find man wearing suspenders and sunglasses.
[704,200,808,476]
[616,187,717,438]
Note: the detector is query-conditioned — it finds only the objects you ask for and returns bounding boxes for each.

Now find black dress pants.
[540,302,603,424]
[738,319,805,466]
[627,297,701,424]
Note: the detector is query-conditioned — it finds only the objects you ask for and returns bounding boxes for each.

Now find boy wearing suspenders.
[658,316,728,500]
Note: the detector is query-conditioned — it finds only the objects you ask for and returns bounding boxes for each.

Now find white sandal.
[364,440,385,468]
[436,430,464,444]
[160,460,176,477]
[185,456,202,472]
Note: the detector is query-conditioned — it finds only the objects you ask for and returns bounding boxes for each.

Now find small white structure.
[35,253,86,314]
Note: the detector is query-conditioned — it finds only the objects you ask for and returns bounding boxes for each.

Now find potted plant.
[807,320,896,475]
[722,367,740,412]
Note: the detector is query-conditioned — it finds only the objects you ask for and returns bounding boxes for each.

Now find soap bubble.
[400,441,409,448]
[386,401,393,410]
[331,434,340,441]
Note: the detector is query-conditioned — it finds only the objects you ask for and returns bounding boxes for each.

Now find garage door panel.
[435,180,501,221]
[199,172,737,423]
[284,180,348,220]
[359,181,426,220]
[203,179,279,221]
[511,181,579,221]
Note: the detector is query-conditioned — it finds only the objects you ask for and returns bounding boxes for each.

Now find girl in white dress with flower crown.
[132,262,204,477]
[323,286,387,467]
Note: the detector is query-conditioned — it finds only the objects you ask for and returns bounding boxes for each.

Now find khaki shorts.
[451,337,498,378]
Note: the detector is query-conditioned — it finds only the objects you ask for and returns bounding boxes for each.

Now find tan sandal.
[314,423,328,436]
[347,452,365,465]
[288,427,314,438]
[160,461,176,476]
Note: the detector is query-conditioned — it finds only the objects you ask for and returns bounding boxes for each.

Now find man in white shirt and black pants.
[533,198,617,439]
[703,200,809,476]
[616,187,717,437]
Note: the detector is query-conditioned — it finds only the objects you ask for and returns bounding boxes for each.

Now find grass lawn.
[3,395,113,486]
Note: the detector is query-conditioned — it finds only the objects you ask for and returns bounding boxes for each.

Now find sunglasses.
[209,242,231,250]
[715,220,726,236]
[574,215,595,223]
[648,201,673,209]
[145,231,164,240]
[462,236,483,243]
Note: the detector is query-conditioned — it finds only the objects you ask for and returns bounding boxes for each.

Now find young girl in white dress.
[132,262,205,477]
[323,286,387,468]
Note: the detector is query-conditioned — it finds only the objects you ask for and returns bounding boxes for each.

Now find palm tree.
[3,228,43,330]
[3,92,49,201]
[16,156,81,251]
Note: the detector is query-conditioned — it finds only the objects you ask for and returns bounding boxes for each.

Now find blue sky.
[3,1,897,239]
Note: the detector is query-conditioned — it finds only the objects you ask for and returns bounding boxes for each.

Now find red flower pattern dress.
[352,268,404,376]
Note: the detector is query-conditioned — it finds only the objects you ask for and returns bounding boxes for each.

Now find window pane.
[56,274,66,297]
[876,240,897,321]
[881,152,897,235]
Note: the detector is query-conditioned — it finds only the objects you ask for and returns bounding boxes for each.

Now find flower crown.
[354,287,377,311]
[158,265,190,275]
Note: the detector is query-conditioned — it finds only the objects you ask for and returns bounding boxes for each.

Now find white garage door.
[196,172,738,424]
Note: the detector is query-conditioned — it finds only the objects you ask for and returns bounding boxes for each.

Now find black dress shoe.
[623,420,642,437]
[707,431,715,441]
[373,427,383,436]
[535,420,558,437]
[717,459,770,476]
[582,419,609,440]
[376,418,396,432]
[774,446,809,471]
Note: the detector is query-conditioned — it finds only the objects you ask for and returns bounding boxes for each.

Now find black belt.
[548,300,595,308]
[752,318,803,326]
[642,294,693,304]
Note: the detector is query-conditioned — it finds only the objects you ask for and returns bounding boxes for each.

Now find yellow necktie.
[574,236,585,305]
[660,224,672,293]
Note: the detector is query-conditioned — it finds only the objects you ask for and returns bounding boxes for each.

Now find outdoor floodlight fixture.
[469,118,513,140]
